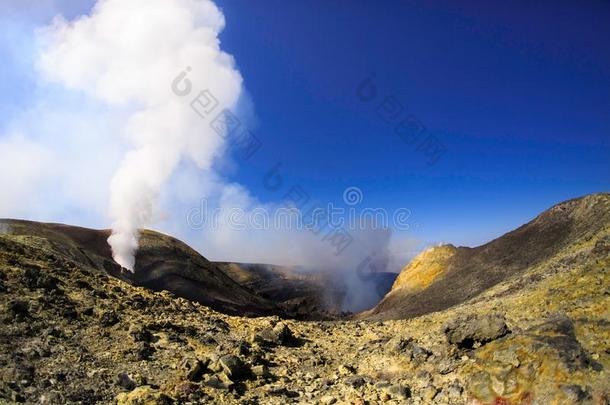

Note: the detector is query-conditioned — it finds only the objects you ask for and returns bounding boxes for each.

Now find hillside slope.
[0,219,278,317]
[0,194,608,404]
[365,193,610,320]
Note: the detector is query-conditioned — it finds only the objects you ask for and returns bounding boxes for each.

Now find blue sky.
[214,0,610,246]
[1,0,609,252]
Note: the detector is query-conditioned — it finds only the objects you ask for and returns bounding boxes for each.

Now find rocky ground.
[0,227,609,404]
[1,195,609,404]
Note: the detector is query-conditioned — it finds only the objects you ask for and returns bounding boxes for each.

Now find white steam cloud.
[0,0,420,312]
[37,0,243,270]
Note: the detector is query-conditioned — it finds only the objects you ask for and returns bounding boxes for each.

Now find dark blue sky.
[213,0,610,246]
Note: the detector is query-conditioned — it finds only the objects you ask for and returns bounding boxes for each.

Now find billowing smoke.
[0,0,420,313]
[37,0,243,270]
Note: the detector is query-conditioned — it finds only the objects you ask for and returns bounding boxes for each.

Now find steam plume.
[37,0,243,270]
[1,0,415,312]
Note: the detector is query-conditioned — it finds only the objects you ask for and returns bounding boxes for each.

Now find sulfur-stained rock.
[115,386,172,405]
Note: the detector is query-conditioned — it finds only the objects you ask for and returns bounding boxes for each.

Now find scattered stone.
[433,389,451,403]
[38,392,63,404]
[22,267,59,291]
[4,364,35,385]
[530,315,603,372]
[60,305,78,320]
[492,347,520,367]
[320,395,337,404]
[255,323,296,346]
[410,343,432,363]
[116,373,137,391]
[180,357,207,382]
[561,384,592,402]
[129,325,153,343]
[203,374,232,390]
[8,300,30,320]
[436,357,457,374]
[344,375,366,388]
[266,386,300,398]
[251,364,271,379]
[236,340,251,356]
[74,279,92,290]
[444,313,510,349]
[387,336,411,352]
[99,310,120,327]
[136,342,155,360]
[197,333,217,346]
[131,294,148,310]
[446,382,463,401]
[337,364,356,375]
[387,384,411,399]
[81,306,94,316]
[116,386,172,404]
[387,336,431,363]
[219,354,250,381]
[421,384,439,401]
[172,381,199,399]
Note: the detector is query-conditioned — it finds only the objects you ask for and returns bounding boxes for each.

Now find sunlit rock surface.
[0,193,609,404]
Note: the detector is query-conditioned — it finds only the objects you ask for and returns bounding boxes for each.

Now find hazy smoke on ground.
[180,184,409,312]
[37,0,243,270]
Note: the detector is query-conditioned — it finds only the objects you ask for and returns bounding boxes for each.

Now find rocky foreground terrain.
[1,193,609,404]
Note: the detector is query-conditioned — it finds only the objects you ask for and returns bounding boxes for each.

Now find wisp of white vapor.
[37,0,243,270]
[1,0,415,313]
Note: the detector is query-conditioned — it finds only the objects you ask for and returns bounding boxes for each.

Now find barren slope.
[0,193,608,404]
[366,193,610,320]
[0,219,278,317]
